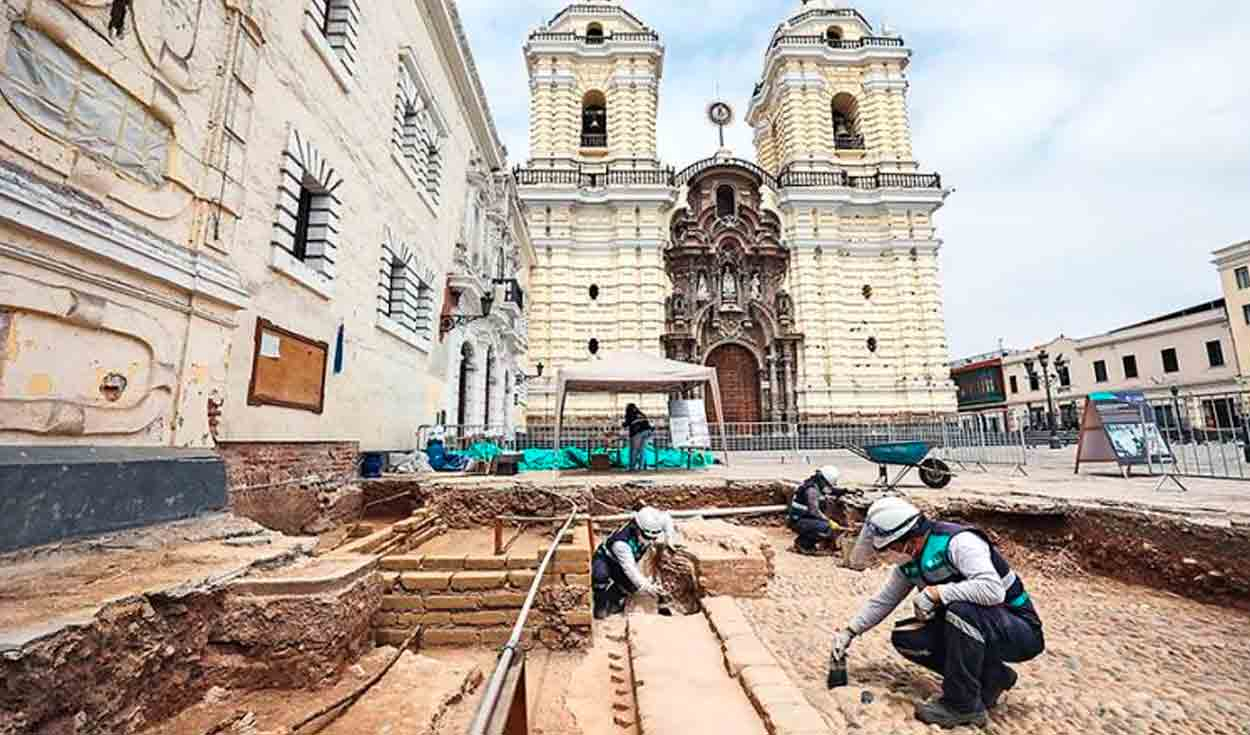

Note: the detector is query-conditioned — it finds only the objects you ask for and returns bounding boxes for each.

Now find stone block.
[563,573,592,587]
[464,555,508,571]
[451,571,508,590]
[552,561,588,575]
[482,591,527,609]
[374,628,410,647]
[381,596,425,612]
[723,634,776,677]
[453,610,515,627]
[423,628,481,647]
[380,556,423,572]
[507,570,536,588]
[380,572,401,591]
[399,572,452,592]
[422,555,467,570]
[563,611,593,627]
[424,594,482,611]
[762,702,827,734]
[746,684,807,713]
[505,555,537,570]
[552,545,591,563]
[412,612,451,626]
[739,664,792,692]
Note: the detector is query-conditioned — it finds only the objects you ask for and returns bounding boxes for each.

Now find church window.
[586,23,605,45]
[589,338,601,355]
[867,337,879,353]
[716,185,736,218]
[307,0,360,77]
[831,93,863,150]
[394,52,447,207]
[581,90,607,148]
[589,284,600,301]
[862,284,873,300]
[273,129,342,281]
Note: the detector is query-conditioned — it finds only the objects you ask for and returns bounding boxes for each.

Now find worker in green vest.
[828,498,1045,729]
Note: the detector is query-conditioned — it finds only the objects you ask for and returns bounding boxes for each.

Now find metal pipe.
[467,510,578,735]
[497,504,789,525]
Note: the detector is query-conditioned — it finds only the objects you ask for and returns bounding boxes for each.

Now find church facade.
[518,1,957,424]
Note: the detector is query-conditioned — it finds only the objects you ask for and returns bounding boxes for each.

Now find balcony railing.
[529,30,660,44]
[580,133,608,148]
[515,163,942,192]
[769,34,905,51]
[785,6,872,29]
[834,134,865,150]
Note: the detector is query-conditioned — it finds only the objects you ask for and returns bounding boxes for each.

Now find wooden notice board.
[247,318,329,414]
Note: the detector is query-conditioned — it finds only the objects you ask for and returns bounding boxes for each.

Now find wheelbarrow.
[845,441,953,490]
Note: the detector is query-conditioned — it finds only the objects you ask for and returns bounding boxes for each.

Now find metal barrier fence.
[1147,390,1250,481]
[418,419,1031,471]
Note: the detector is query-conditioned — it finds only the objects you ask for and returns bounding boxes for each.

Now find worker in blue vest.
[592,506,679,619]
[828,498,1045,729]
[786,465,845,555]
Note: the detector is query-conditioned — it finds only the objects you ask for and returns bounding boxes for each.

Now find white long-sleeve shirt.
[609,516,680,591]
[847,531,1006,636]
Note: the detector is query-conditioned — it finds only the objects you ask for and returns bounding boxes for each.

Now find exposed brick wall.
[373,538,592,649]
[217,441,362,535]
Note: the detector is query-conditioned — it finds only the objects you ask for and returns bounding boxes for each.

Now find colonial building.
[518,0,957,424]
[952,299,1242,434]
[0,0,531,531]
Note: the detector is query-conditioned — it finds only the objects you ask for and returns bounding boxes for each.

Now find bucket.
[361,452,385,479]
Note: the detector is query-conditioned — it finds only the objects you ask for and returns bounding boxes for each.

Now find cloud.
[456,1,1250,357]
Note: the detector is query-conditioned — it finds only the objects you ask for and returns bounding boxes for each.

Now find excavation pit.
[3,476,1249,735]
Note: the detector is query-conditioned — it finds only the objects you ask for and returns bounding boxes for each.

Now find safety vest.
[899,522,1036,615]
[594,522,651,566]
[787,476,824,524]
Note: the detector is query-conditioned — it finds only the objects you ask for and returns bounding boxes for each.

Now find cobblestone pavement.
[739,530,1250,734]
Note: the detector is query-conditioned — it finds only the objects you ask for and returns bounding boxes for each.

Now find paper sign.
[259,332,281,359]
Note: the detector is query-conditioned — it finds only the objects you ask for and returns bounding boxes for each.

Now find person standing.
[828,497,1045,729]
[623,403,654,472]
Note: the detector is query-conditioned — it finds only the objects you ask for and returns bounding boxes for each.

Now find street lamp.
[1024,349,1066,449]
[516,362,545,386]
[440,291,495,335]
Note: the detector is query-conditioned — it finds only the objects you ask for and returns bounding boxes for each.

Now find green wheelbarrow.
[845,441,954,490]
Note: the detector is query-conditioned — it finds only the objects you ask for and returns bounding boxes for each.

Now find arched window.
[581,90,607,148]
[586,23,605,44]
[825,26,843,44]
[831,93,863,150]
[716,185,736,219]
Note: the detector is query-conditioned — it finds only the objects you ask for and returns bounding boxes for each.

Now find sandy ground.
[0,514,310,643]
[140,646,493,735]
[738,529,1250,734]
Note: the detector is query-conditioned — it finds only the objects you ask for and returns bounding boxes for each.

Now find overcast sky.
[456,0,1250,358]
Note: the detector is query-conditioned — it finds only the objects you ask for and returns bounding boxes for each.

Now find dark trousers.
[592,553,639,616]
[891,602,1045,713]
[790,517,834,549]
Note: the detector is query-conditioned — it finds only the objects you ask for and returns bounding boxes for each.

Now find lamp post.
[1024,349,1066,449]
[1169,384,1183,442]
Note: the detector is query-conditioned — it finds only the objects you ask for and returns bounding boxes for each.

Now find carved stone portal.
[662,161,803,423]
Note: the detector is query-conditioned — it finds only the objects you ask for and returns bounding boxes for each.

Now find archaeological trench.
[2,476,1249,735]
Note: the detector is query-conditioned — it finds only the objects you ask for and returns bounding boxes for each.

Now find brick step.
[381,554,539,572]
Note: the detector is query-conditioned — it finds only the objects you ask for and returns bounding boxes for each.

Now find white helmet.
[635,506,667,541]
[864,497,923,550]
[818,465,841,487]
[429,426,447,442]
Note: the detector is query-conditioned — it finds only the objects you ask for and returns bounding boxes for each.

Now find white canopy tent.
[553,351,726,451]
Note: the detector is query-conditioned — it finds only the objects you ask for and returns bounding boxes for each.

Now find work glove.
[912,590,940,621]
[829,628,856,662]
[641,580,664,597]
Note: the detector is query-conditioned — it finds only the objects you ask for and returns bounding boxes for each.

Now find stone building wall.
[0,0,533,451]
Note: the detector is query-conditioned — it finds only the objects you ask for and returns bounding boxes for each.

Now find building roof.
[1107,299,1225,335]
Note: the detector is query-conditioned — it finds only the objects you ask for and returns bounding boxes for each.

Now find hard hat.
[429,426,447,442]
[635,506,667,540]
[818,465,841,487]
[864,497,923,550]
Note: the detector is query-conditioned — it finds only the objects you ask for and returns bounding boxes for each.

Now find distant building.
[952,300,1240,433]
[1212,240,1250,387]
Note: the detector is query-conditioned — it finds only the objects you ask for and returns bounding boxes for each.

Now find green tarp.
[462,442,716,472]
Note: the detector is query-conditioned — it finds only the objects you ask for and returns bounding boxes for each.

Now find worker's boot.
[593,589,611,620]
[982,666,1018,710]
[914,700,988,729]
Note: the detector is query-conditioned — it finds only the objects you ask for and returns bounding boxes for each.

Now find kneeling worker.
[828,498,1045,728]
[592,506,678,619]
[786,465,844,555]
